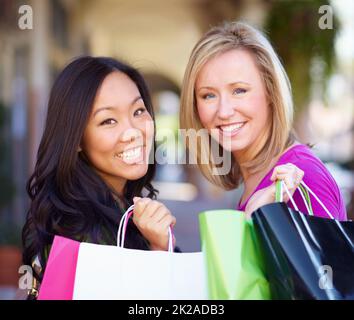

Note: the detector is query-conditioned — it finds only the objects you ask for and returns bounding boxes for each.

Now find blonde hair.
[180,21,295,190]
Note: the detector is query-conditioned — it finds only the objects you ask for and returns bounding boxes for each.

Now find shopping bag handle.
[276,180,313,215]
[117,204,174,252]
[276,180,334,220]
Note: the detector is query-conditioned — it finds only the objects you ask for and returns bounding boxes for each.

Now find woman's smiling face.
[195,49,270,161]
[82,71,154,194]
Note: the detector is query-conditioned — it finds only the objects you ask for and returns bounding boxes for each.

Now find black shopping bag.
[252,182,354,300]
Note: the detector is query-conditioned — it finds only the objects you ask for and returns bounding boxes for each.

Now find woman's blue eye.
[100,119,116,126]
[202,93,216,100]
[233,88,247,95]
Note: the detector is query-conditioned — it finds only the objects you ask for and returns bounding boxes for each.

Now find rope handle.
[275,180,334,219]
[117,204,174,252]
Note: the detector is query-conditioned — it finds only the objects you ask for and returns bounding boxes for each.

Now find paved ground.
[0,286,17,300]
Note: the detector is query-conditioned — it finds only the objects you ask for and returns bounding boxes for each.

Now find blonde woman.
[180,21,346,220]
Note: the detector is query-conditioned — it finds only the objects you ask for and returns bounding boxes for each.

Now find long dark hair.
[22,56,157,281]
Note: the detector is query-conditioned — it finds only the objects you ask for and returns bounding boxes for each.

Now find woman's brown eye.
[134,108,146,116]
[100,119,116,126]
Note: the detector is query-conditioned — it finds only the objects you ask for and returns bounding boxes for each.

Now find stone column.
[28,0,50,171]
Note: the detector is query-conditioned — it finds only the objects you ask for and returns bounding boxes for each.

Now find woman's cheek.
[145,119,155,142]
[92,130,119,154]
[196,103,210,128]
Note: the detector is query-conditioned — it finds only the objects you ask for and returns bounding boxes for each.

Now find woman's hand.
[132,197,176,251]
[245,163,304,219]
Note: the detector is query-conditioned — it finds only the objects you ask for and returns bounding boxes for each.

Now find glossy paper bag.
[252,181,354,300]
[199,210,271,299]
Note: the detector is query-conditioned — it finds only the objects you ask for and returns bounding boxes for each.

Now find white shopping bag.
[73,205,208,300]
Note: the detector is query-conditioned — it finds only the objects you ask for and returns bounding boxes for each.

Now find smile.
[218,122,247,136]
[116,146,144,162]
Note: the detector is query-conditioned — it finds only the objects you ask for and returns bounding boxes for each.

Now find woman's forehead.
[93,72,141,110]
[196,49,261,87]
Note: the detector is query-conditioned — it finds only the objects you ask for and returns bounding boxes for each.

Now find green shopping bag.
[199,210,271,299]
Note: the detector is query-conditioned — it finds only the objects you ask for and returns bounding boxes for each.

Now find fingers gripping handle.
[117,204,174,252]
[275,180,334,220]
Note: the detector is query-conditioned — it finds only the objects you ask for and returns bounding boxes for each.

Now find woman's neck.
[112,192,127,210]
[94,170,128,209]
[239,141,299,204]
[95,170,127,196]
[232,124,270,170]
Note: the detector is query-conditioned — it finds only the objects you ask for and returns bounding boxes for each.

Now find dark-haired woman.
[22,56,176,299]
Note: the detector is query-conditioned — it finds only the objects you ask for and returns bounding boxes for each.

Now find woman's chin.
[121,163,149,180]
[220,140,248,153]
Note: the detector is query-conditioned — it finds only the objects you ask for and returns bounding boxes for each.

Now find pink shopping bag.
[38,236,80,300]
[38,205,207,300]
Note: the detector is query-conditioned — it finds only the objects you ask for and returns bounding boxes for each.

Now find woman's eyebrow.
[93,96,142,117]
[196,86,216,93]
[197,81,251,92]
[197,86,214,91]
[93,106,114,117]
[228,81,251,86]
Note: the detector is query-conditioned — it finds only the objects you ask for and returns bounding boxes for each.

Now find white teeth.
[220,122,245,132]
[118,147,142,160]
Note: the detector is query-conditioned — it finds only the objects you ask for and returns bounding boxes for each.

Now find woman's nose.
[217,96,235,120]
[120,123,142,143]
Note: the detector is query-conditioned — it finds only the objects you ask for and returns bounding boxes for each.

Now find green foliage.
[0,101,15,209]
[0,217,22,247]
[265,0,339,112]
[0,102,18,247]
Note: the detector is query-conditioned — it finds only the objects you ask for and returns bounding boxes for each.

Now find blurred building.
[0,0,353,240]
[0,0,253,228]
